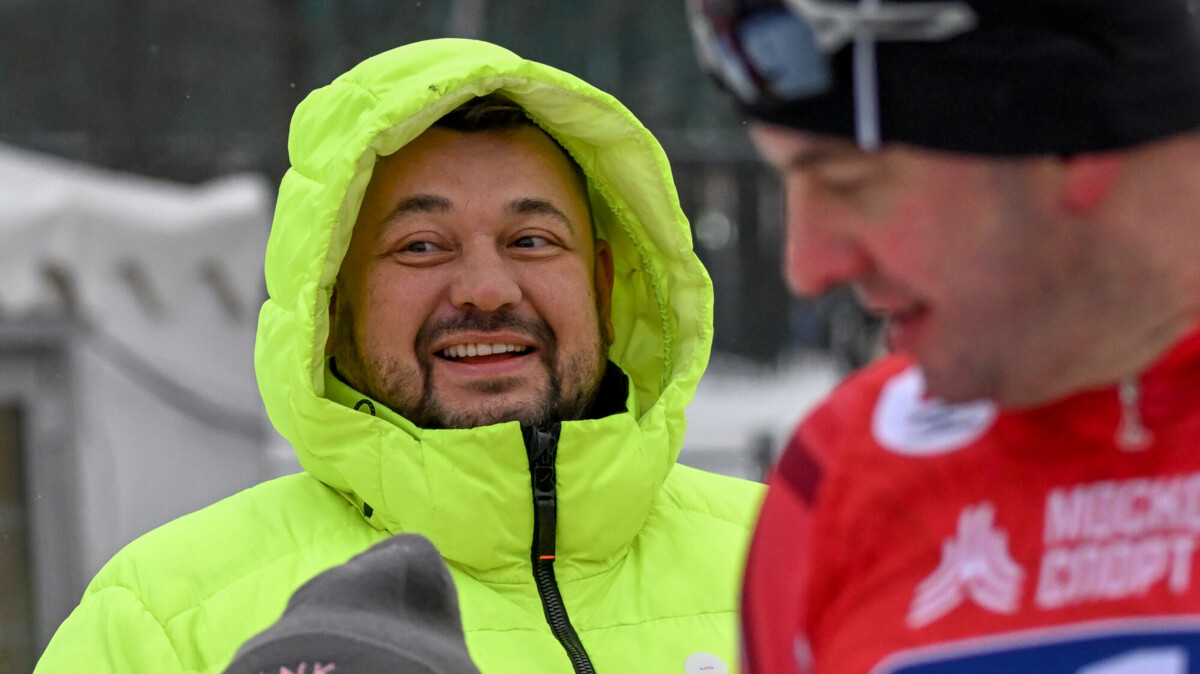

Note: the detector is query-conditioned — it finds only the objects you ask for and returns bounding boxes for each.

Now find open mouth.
[438,342,532,364]
[890,304,927,324]
[885,304,930,354]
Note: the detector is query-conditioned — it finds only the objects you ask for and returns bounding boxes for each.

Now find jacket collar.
[994,322,1200,455]
[319,361,670,583]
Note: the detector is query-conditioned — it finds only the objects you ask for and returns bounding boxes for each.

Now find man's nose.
[449,243,522,312]
[782,189,872,298]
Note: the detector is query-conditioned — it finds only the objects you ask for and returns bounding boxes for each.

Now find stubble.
[332,301,608,429]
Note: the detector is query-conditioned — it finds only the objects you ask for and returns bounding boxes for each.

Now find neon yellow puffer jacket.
[35,39,764,674]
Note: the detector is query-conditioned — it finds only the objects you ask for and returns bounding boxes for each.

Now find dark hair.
[434,94,593,230]
[433,93,534,132]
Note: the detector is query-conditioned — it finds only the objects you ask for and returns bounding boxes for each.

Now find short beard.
[332,302,609,430]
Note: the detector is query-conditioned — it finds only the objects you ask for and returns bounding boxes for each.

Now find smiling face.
[751,123,1113,406]
[328,124,615,429]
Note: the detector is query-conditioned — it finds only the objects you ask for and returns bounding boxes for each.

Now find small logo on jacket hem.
[685,652,729,674]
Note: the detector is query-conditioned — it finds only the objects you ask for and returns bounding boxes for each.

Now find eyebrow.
[378,194,577,233]
[508,197,575,232]
[785,143,865,171]
[383,194,453,223]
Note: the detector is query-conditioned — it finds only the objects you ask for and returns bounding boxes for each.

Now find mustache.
[415,309,556,354]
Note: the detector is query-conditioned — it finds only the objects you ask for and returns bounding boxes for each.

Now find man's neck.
[579,361,628,421]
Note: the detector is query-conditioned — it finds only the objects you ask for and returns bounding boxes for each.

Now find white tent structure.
[0,143,279,663]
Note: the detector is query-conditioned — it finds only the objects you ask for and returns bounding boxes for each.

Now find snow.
[681,350,844,480]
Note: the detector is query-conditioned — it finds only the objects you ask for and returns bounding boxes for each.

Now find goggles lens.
[688,0,978,110]
[741,11,831,101]
[689,1,831,105]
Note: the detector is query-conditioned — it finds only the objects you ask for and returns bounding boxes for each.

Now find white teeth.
[441,343,529,359]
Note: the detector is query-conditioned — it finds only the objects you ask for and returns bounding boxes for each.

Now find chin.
[435,397,555,429]
[920,367,990,405]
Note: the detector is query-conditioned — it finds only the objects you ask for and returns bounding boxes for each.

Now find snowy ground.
[680,349,845,482]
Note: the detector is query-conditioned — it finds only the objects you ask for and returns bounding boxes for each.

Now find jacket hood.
[254,39,713,575]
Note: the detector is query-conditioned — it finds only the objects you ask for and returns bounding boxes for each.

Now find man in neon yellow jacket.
[35,39,763,674]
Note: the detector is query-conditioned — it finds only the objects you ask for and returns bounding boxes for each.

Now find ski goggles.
[686,0,978,149]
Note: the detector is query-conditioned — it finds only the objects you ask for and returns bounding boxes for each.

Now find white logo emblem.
[873,367,997,456]
[684,652,729,674]
[907,502,1025,628]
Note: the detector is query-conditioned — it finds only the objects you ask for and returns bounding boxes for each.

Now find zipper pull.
[524,423,560,561]
[1116,376,1153,452]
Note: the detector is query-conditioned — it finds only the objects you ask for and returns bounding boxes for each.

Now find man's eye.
[404,240,441,253]
[822,178,869,196]
[818,162,879,194]
[513,235,550,248]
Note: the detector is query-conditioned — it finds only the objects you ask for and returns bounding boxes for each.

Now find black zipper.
[522,422,596,674]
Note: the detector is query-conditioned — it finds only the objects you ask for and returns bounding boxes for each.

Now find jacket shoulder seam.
[587,607,738,632]
[463,607,737,635]
[141,498,370,626]
[651,496,758,533]
[164,518,369,625]
[86,584,189,670]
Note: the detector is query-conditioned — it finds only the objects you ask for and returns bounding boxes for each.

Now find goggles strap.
[853,0,883,150]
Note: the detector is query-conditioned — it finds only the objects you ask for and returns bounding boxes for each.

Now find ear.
[1060,152,1124,215]
[594,239,616,345]
[324,286,338,357]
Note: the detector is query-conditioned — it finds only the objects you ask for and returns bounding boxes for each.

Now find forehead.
[349,125,595,251]
[749,123,875,170]
[364,126,587,213]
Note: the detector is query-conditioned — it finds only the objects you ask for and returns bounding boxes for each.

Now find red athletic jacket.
[742,325,1200,674]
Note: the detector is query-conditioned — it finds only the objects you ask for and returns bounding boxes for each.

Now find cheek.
[360,274,431,346]
[859,200,944,283]
[524,266,601,325]
[873,187,1002,283]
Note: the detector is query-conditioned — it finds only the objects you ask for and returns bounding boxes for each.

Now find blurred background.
[0,0,882,670]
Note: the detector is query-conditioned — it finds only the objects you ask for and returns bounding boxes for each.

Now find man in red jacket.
[687,0,1200,672]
